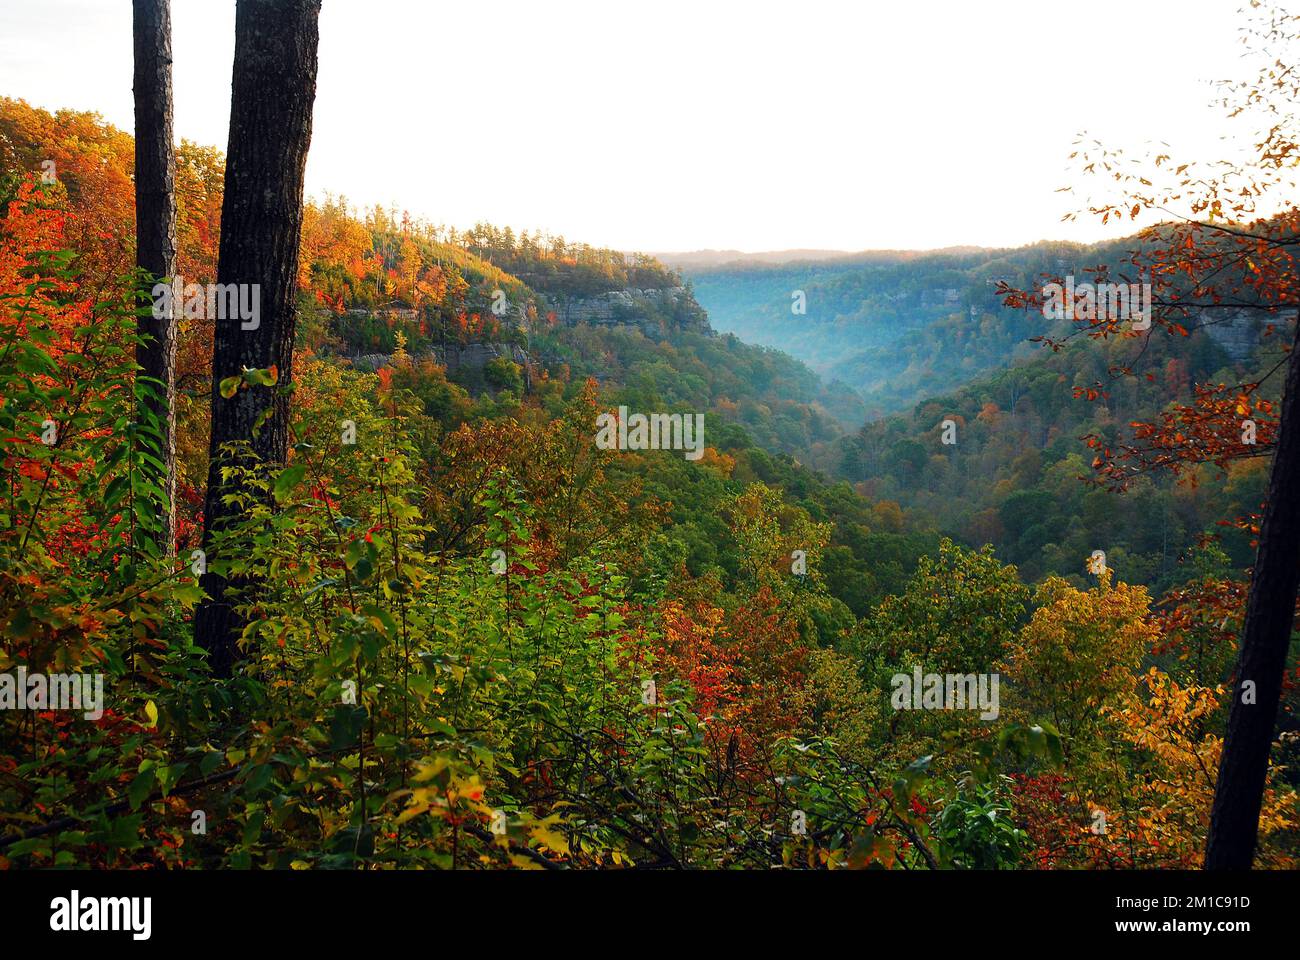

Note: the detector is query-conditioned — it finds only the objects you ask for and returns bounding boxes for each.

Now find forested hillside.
[833,293,1279,594]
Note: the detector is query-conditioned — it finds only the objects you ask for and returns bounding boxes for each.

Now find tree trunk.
[194,0,322,677]
[1205,311,1300,869]
[132,0,178,556]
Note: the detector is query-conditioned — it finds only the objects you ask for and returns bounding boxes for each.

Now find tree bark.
[194,0,322,677]
[132,0,178,556]
[1205,312,1300,869]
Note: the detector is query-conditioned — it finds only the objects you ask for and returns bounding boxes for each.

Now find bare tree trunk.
[132,0,177,556]
[1205,312,1300,869]
[194,0,322,677]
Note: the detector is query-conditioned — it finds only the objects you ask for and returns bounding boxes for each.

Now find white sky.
[0,0,1255,253]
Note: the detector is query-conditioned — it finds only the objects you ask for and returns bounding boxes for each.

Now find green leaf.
[242,810,266,847]
[128,768,156,810]
[4,837,53,858]
[273,464,307,503]
[244,764,274,795]
[244,365,279,387]
[362,603,398,640]
[157,762,189,798]
[353,556,374,582]
[199,751,224,776]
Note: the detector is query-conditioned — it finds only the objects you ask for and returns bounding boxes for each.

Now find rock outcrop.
[545,286,710,336]
[1197,309,1268,364]
[340,282,711,395]
[351,340,530,376]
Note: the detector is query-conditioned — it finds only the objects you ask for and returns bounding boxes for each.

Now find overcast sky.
[0,0,1254,253]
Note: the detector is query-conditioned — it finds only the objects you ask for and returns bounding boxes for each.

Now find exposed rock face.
[351,340,530,375]
[350,352,392,371]
[546,286,711,336]
[433,341,530,376]
[1198,309,1268,363]
[341,284,711,394]
[919,287,962,308]
[346,306,419,323]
